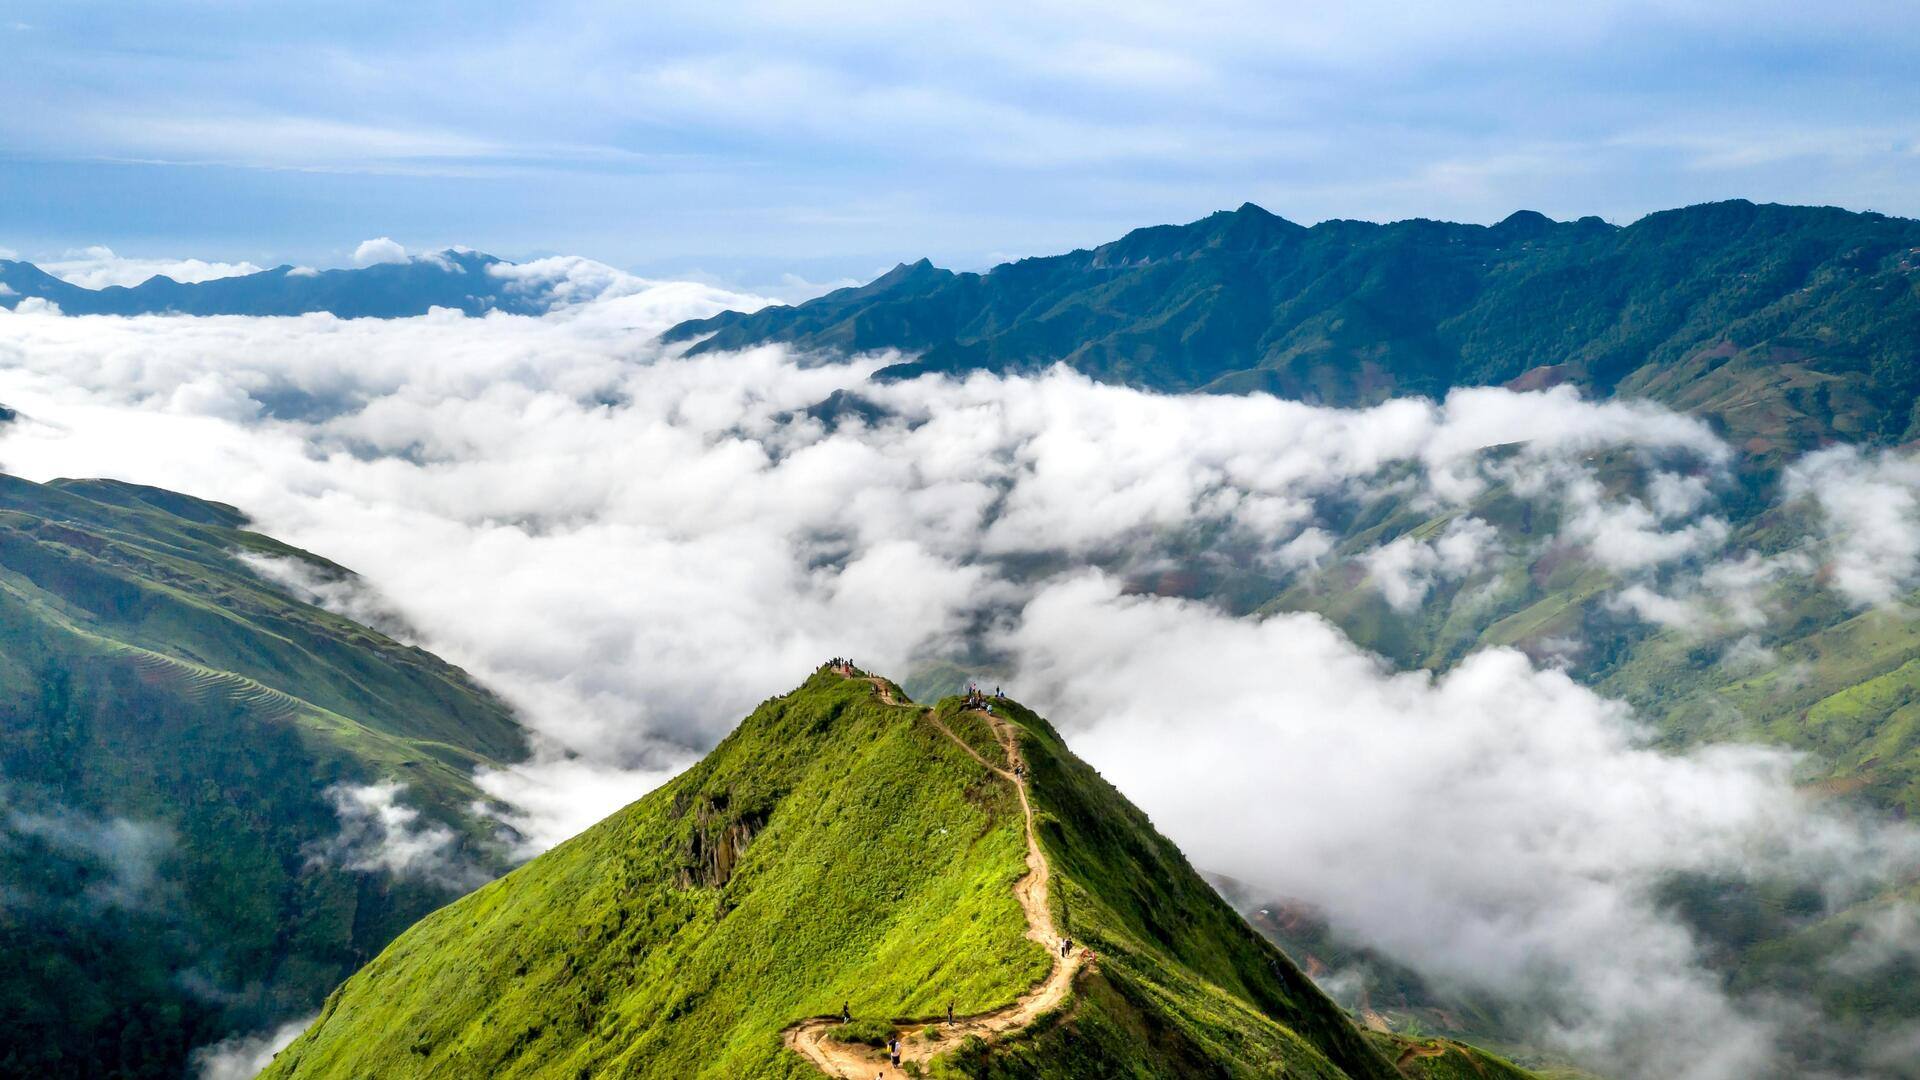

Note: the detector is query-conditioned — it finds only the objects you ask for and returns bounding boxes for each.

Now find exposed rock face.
[672,791,767,889]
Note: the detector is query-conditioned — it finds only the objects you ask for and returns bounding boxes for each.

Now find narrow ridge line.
[780,674,1088,1078]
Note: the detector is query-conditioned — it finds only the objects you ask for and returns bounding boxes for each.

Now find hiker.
[842,1001,850,1024]
[889,1036,901,1065]
[948,1001,955,1026]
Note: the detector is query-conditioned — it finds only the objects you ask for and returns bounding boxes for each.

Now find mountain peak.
[261,666,1441,1079]
[871,256,938,284]
[658,199,1920,438]
[1491,208,1555,237]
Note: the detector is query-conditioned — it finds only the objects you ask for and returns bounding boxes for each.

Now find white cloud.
[1273,526,1334,571]
[1004,575,1917,1080]
[0,791,173,911]
[0,294,1904,1077]
[1362,515,1499,611]
[40,245,265,289]
[0,307,1749,793]
[1786,446,1920,606]
[487,254,647,307]
[1611,582,1710,634]
[1557,473,1730,572]
[1649,470,1713,520]
[309,781,486,891]
[190,1016,313,1080]
[237,551,412,638]
[1719,633,1777,672]
[352,237,409,266]
[1827,902,1920,979]
[1607,552,1809,637]
[0,283,16,297]
[475,757,681,855]
[8,296,62,315]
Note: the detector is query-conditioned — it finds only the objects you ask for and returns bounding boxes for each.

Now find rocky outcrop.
[671,791,766,889]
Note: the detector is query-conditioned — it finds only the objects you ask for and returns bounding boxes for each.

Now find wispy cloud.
[189,1015,312,1080]
[38,245,265,289]
[1,291,1916,1076]
[307,781,490,892]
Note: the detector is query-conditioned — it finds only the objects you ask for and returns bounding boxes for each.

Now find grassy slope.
[1365,1034,1545,1080]
[965,697,1404,1080]
[266,676,1505,1079]
[0,473,525,1077]
[265,673,1047,1079]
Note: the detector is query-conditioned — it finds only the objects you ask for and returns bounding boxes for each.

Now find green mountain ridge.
[666,199,1920,459]
[0,473,528,1077]
[261,670,1533,1079]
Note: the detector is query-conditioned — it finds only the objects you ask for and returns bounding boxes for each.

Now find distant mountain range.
[666,200,1920,459]
[0,250,563,318]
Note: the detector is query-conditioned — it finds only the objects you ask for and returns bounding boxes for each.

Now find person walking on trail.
[948,1001,955,1026]
[889,1036,901,1066]
[841,1001,850,1024]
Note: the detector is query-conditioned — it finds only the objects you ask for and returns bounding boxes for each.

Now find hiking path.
[781,674,1088,1077]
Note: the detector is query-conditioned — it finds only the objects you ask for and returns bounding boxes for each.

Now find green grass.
[0,473,526,1078]
[263,677,1519,1079]
[827,1018,896,1047]
[975,696,1404,1080]
[1367,1034,1545,1080]
[265,673,1046,1079]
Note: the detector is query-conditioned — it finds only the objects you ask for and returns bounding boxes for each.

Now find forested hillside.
[0,474,526,1077]
[668,200,1920,458]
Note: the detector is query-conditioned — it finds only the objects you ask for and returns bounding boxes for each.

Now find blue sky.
[3,0,1917,288]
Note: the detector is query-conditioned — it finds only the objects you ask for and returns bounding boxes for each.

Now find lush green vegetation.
[0,473,525,1078]
[968,697,1402,1079]
[265,676,1519,1078]
[264,673,1046,1078]
[1365,1034,1545,1080]
[667,200,1920,456]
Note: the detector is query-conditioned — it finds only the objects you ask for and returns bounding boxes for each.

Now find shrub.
[828,1018,894,1048]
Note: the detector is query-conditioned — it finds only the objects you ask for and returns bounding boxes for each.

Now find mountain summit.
[664,200,1920,457]
[261,669,1527,1078]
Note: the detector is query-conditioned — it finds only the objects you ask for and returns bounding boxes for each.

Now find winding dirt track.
[781,676,1087,1077]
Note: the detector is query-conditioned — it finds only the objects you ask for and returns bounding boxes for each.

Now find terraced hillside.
[263,670,1530,1079]
[0,473,527,1078]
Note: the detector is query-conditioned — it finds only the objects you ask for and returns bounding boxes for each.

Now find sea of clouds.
[3,281,1919,1079]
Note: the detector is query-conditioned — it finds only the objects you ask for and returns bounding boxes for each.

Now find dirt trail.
[1393,1039,1452,1071]
[782,675,1088,1077]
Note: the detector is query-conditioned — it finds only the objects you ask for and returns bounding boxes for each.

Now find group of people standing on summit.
[961,683,1003,713]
